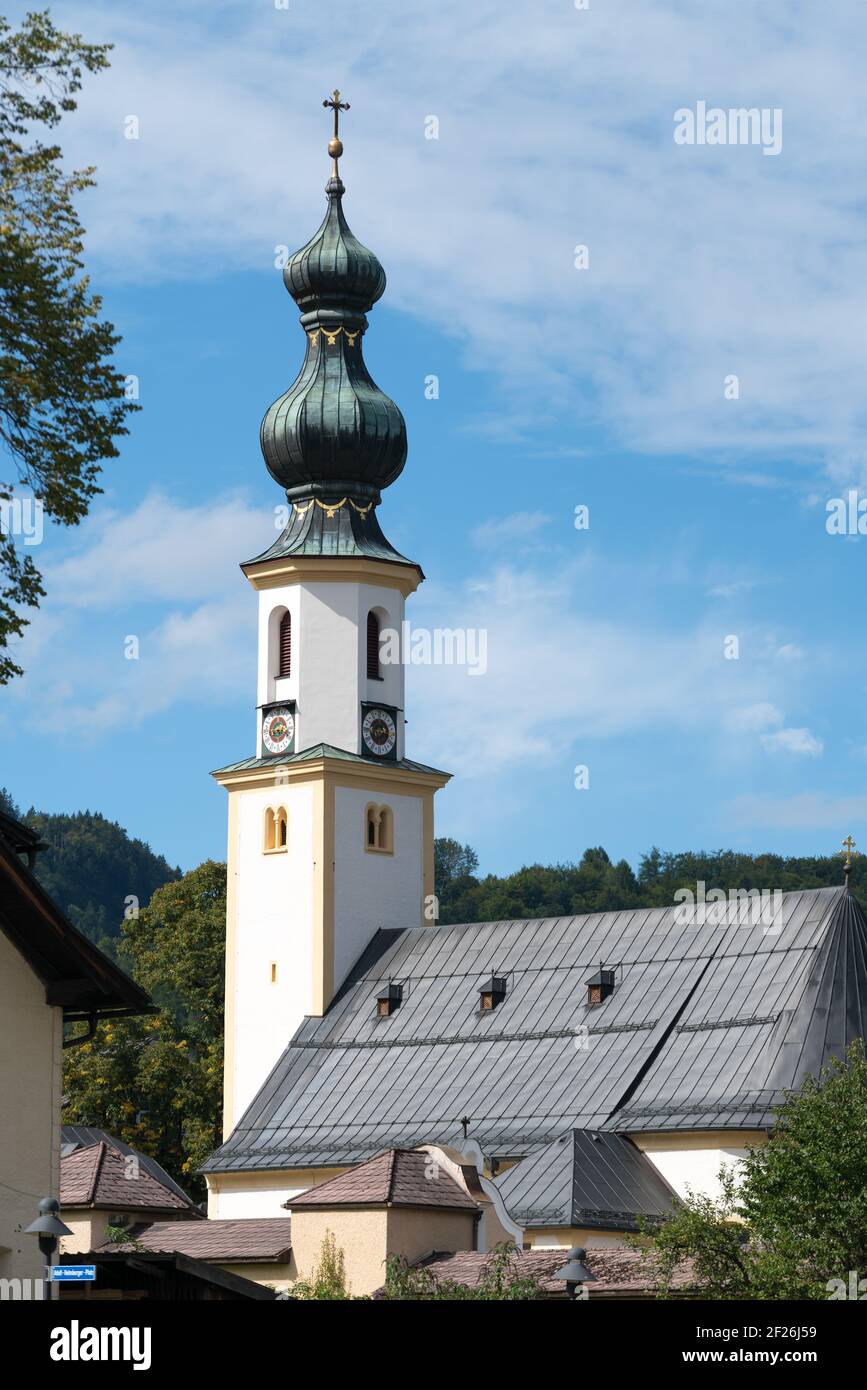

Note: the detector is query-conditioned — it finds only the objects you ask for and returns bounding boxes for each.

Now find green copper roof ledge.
[212,743,450,780]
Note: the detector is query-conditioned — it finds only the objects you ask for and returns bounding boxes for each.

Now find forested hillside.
[434,840,865,924]
[0,788,180,955]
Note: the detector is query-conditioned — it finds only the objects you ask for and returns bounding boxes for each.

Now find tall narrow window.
[279,611,292,678]
[367,610,381,680]
[277,807,288,848]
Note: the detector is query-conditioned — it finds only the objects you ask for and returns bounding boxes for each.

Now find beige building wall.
[0,932,62,1287]
[289,1205,479,1296]
[290,1208,388,1296]
[385,1208,477,1269]
[59,1211,110,1256]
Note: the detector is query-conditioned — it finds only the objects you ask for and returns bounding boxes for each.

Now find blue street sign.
[49,1265,96,1282]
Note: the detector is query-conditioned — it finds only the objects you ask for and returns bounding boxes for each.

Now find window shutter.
[279,611,291,677]
[367,611,380,679]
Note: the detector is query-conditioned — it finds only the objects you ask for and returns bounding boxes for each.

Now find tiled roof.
[61,1140,197,1214]
[101,1218,294,1263]
[61,1126,197,1209]
[204,887,867,1172]
[290,1149,478,1211]
[494,1130,678,1230]
[411,1247,694,1297]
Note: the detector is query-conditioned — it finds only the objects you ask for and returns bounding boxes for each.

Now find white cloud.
[49,1,867,473]
[9,490,818,763]
[728,792,867,830]
[471,512,551,546]
[726,702,783,733]
[8,492,263,733]
[760,726,824,757]
[407,561,811,776]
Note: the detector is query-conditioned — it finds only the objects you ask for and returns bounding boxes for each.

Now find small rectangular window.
[270,961,278,984]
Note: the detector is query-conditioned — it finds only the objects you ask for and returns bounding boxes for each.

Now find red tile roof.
[60,1141,196,1213]
[290,1149,478,1211]
[100,1218,294,1263]
[413,1247,694,1296]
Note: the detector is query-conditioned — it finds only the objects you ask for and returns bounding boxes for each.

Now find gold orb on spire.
[323,88,350,176]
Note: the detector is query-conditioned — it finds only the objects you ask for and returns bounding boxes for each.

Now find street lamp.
[25,1197,72,1301]
[554,1245,597,1301]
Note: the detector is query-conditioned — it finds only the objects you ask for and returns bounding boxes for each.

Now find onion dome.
[259,93,407,510]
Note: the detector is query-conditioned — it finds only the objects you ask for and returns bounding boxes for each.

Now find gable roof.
[493,1130,678,1231]
[99,1217,293,1263]
[203,887,867,1174]
[60,1127,199,1214]
[0,829,153,1020]
[289,1149,478,1211]
[60,1140,199,1214]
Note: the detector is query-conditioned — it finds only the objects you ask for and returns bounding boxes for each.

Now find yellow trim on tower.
[242,554,423,597]
[222,790,240,1139]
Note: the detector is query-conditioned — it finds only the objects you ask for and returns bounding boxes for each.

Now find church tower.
[215,94,450,1137]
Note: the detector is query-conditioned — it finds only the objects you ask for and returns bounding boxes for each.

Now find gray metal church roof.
[493,1130,678,1231]
[203,886,867,1174]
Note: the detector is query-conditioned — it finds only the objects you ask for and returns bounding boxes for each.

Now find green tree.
[646,1042,867,1300]
[62,861,226,1197]
[292,1232,350,1300]
[0,10,135,681]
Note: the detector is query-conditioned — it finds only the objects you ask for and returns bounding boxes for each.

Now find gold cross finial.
[841,834,858,883]
[323,89,350,176]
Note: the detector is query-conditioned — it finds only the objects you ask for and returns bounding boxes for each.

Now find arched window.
[365,803,393,854]
[263,806,288,853]
[367,610,381,680]
[279,611,292,678]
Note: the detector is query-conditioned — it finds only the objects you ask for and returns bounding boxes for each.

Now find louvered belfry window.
[279,611,291,678]
[367,610,380,679]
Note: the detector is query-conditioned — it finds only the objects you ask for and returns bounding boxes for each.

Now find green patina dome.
[260,173,408,504]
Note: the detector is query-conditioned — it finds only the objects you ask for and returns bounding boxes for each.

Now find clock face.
[362,707,397,758]
[262,706,295,755]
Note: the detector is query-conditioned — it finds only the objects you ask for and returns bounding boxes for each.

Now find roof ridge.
[88,1141,108,1206]
[384,1148,398,1203]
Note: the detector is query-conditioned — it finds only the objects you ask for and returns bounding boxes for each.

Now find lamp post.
[554,1245,597,1301]
[25,1197,72,1301]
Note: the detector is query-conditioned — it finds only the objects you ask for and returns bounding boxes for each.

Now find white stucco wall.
[256,580,406,756]
[632,1131,768,1203]
[0,931,61,1289]
[333,784,423,986]
[230,781,316,1124]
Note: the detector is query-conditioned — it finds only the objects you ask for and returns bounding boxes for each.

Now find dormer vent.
[480,976,508,1012]
[376,982,403,1018]
[586,968,616,1007]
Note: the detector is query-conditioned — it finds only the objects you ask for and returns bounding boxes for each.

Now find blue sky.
[3,0,867,876]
